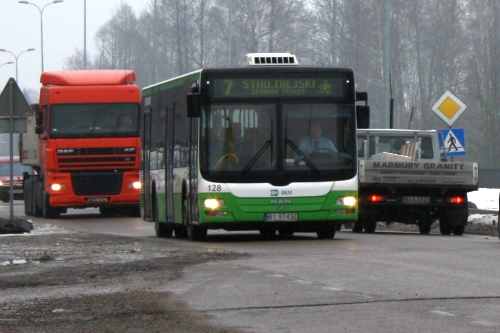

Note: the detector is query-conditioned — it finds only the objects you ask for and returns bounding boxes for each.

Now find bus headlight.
[204,199,225,209]
[337,196,356,207]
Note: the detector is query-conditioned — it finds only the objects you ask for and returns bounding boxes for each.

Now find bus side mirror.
[356,105,370,129]
[186,93,201,118]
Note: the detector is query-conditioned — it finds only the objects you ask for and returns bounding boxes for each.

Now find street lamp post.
[18,0,63,73]
[0,48,35,82]
[0,61,14,70]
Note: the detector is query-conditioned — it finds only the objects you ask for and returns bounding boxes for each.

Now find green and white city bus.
[141,53,369,240]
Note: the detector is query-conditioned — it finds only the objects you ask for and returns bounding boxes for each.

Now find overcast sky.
[0,0,150,96]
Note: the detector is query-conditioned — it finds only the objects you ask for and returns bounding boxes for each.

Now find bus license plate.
[265,213,298,222]
[403,196,430,204]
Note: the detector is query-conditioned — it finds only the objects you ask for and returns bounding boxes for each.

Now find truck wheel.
[43,193,60,218]
[418,216,432,234]
[439,218,452,235]
[452,224,465,236]
[364,219,377,233]
[24,179,32,216]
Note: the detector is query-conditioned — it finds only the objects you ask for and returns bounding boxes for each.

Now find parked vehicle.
[0,156,32,203]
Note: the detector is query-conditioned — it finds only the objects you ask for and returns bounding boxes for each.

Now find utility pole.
[332,0,338,66]
[228,1,233,66]
[383,0,391,128]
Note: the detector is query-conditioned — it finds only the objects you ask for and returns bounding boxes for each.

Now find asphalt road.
[3,201,500,332]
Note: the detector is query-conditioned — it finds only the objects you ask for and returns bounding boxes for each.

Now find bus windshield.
[200,102,356,184]
[49,103,140,138]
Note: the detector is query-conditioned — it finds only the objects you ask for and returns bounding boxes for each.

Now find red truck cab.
[21,70,141,218]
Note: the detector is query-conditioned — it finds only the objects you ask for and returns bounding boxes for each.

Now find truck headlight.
[51,184,66,191]
[129,181,141,189]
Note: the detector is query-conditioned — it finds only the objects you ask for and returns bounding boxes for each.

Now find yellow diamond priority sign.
[431,90,467,126]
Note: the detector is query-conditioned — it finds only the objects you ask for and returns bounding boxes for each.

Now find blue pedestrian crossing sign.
[437,128,466,156]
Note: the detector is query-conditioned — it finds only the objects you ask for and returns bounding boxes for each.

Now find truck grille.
[57,147,137,171]
[71,172,123,195]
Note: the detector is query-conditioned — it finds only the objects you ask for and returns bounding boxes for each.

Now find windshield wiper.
[241,140,272,173]
[285,139,319,174]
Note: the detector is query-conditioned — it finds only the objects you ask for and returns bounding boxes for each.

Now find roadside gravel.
[0,221,247,333]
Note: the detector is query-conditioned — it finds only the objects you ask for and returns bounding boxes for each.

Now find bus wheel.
[278,228,294,239]
[259,228,277,239]
[184,199,206,241]
[352,221,364,233]
[153,195,172,237]
[316,227,336,239]
[155,222,173,238]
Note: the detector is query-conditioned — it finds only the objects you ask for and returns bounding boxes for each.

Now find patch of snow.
[468,188,500,210]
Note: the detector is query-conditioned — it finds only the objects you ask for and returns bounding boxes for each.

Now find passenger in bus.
[299,122,338,154]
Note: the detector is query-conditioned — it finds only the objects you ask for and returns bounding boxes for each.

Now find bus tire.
[316,227,336,239]
[153,193,173,238]
[184,199,206,241]
[259,228,277,239]
[278,228,294,238]
[352,221,364,233]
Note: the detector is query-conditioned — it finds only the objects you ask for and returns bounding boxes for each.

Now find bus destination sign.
[212,78,346,98]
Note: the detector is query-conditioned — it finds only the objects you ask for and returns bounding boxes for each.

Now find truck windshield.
[48,103,140,138]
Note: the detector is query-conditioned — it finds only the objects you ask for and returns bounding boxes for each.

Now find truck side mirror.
[186,93,201,118]
[356,105,370,129]
[35,110,43,126]
[35,126,44,134]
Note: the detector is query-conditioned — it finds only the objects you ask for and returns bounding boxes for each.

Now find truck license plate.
[86,197,109,202]
[265,213,298,222]
[403,196,430,204]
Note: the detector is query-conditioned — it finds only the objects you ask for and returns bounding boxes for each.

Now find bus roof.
[41,70,136,86]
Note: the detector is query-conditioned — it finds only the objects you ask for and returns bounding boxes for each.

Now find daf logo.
[270,189,279,196]
[57,149,74,154]
[124,148,136,152]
